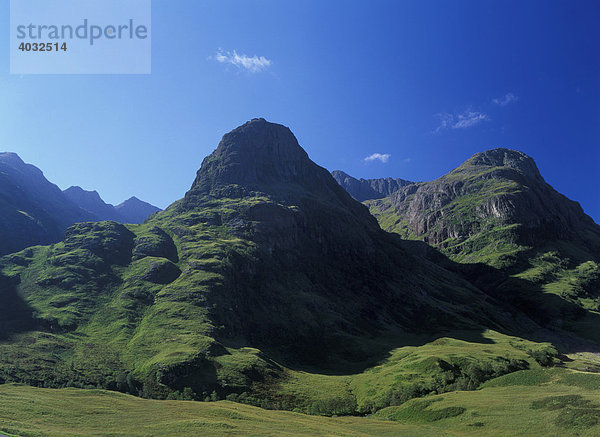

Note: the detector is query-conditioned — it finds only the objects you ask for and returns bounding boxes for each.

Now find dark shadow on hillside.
[0,273,38,340]
[406,238,600,352]
[226,235,600,377]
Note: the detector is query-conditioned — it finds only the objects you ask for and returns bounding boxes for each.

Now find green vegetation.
[375,368,600,436]
[348,330,555,413]
[0,213,566,417]
[2,131,600,437]
[0,384,434,437]
[1,178,532,415]
[367,161,531,269]
[5,368,600,436]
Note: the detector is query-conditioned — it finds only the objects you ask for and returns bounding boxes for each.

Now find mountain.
[64,187,161,224]
[368,148,600,264]
[331,170,413,201]
[63,186,124,222]
[115,197,161,224]
[0,153,95,256]
[367,148,600,328]
[0,120,545,414]
[0,152,161,255]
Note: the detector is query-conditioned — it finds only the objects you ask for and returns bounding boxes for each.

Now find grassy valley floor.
[0,384,436,437]
[3,367,600,436]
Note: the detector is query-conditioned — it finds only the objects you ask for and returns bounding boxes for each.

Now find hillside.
[63,186,124,222]
[367,149,599,266]
[0,153,161,256]
[0,120,558,415]
[366,148,600,338]
[0,153,95,256]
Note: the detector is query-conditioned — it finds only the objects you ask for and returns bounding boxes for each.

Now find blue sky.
[0,0,599,221]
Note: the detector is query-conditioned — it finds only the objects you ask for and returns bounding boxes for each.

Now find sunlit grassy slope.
[0,384,435,437]
[375,367,600,436]
[3,367,600,436]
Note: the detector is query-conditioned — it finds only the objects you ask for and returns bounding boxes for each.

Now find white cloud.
[364,153,391,163]
[435,110,489,132]
[492,92,518,106]
[403,157,412,163]
[211,49,272,73]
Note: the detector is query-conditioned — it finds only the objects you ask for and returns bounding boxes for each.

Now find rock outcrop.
[369,148,600,267]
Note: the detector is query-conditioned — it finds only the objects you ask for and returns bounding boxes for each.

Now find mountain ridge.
[367,147,599,266]
[0,120,538,412]
[0,152,94,255]
[64,186,161,224]
[0,152,161,255]
[0,122,597,417]
[331,170,413,201]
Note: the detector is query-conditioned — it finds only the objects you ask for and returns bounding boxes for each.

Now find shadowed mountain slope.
[0,153,95,255]
[63,186,124,222]
[0,153,161,256]
[367,149,600,336]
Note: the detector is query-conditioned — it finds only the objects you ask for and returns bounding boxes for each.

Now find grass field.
[3,367,600,436]
[375,367,600,436]
[0,384,438,437]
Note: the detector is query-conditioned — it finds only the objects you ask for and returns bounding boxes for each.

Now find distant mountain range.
[0,152,160,255]
[331,170,413,201]
[63,186,161,225]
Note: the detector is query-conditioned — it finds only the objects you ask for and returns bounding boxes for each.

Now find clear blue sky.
[0,1,599,221]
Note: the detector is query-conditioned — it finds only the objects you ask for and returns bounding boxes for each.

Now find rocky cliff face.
[332,170,413,201]
[186,119,364,208]
[173,119,492,345]
[368,148,600,267]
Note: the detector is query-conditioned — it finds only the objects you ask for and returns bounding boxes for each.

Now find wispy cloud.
[403,157,412,163]
[364,153,391,163]
[211,49,272,73]
[435,110,489,132]
[492,92,518,106]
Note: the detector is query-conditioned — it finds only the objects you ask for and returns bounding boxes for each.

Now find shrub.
[527,346,557,367]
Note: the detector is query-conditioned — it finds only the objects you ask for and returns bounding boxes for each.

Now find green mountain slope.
[0,120,555,415]
[367,149,600,320]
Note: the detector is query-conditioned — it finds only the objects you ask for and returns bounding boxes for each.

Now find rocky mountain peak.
[184,119,367,216]
[369,148,598,268]
[460,148,542,180]
[189,118,315,196]
[0,152,26,166]
[64,186,103,202]
[115,196,161,224]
